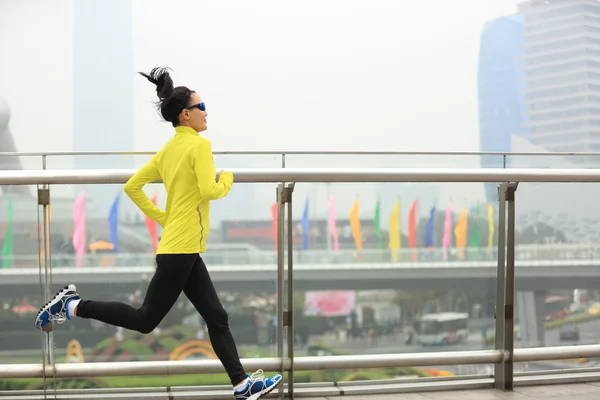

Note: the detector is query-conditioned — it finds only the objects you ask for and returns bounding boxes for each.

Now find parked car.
[559,325,580,341]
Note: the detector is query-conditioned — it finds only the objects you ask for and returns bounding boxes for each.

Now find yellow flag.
[454,208,468,260]
[488,205,494,258]
[349,199,362,251]
[388,200,401,262]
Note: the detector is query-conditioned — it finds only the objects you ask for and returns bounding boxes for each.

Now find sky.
[0,0,520,222]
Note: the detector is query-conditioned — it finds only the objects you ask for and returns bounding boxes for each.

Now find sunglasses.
[187,102,206,112]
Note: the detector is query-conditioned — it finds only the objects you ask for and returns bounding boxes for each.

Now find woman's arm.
[124,160,167,227]
[193,140,234,200]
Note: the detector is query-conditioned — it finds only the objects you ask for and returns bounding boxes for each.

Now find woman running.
[35,67,282,400]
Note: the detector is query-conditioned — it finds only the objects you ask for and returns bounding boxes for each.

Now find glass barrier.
[45,153,284,170]
[290,182,498,380]
[511,181,600,372]
[0,185,44,390]
[507,154,600,170]
[0,154,47,172]
[283,153,501,169]
[41,182,281,390]
[4,167,600,392]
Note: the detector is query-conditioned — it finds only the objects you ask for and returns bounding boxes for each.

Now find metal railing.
[2,166,600,399]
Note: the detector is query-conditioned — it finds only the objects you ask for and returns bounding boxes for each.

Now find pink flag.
[72,190,86,267]
[144,195,158,253]
[327,197,340,252]
[442,202,452,261]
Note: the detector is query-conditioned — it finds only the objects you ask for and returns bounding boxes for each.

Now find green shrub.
[119,339,153,357]
[157,336,181,352]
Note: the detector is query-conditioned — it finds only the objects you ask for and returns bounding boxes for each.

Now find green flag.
[374,199,383,249]
[2,199,13,268]
[469,204,481,248]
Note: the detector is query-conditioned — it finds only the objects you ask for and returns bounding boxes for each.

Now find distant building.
[477,15,527,202]
[519,0,600,158]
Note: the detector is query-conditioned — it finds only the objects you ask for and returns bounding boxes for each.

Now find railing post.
[276,183,295,399]
[276,184,285,400]
[494,182,518,391]
[494,183,507,390]
[283,183,295,399]
[504,183,518,390]
[38,154,56,395]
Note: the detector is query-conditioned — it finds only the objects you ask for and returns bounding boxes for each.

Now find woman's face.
[179,92,208,132]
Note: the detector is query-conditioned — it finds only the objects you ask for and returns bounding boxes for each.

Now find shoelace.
[49,311,68,324]
[250,369,266,382]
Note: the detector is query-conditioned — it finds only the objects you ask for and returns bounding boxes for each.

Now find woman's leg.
[76,254,196,333]
[183,255,247,386]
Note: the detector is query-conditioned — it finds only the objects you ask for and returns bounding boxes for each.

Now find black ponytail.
[138,66,194,127]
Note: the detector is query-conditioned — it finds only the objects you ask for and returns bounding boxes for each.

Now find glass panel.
[291,182,498,381]
[512,180,600,372]
[45,153,283,170]
[46,182,280,389]
[284,153,503,169]
[0,184,45,390]
[45,154,283,232]
[0,154,47,171]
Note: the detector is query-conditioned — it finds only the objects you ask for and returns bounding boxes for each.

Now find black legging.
[76,253,247,386]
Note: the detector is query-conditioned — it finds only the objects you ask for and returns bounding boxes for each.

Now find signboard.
[221,219,387,249]
[305,291,356,316]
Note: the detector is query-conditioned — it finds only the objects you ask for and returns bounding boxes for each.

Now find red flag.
[271,202,278,250]
[145,195,158,253]
[408,200,417,262]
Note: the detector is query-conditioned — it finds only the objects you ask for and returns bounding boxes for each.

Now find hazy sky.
[1,0,518,154]
[0,0,520,220]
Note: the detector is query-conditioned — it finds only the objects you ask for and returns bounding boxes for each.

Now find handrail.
[0,350,502,378]
[2,150,600,157]
[1,167,600,185]
[3,345,600,379]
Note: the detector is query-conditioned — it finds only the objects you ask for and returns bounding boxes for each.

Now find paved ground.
[299,383,600,399]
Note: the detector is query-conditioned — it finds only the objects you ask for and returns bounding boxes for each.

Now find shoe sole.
[34,285,73,331]
[247,377,282,400]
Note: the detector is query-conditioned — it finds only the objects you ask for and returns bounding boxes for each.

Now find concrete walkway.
[300,382,600,399]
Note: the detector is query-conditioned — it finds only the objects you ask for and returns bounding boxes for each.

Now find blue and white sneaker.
[234,369,282,400]
[34,284,80,330]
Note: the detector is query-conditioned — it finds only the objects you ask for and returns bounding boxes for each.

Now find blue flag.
[108,192,120,253]
[302,198,309,250]
[425,205,436,249]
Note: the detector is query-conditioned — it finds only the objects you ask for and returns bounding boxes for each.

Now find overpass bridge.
[2,259,600,294]
[2,244,600,295]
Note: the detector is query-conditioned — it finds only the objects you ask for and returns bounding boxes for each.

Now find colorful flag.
[442,202,452,261]
[388,200,400,262]
[488,205,495,258]
[1,198,13,268]
[454,208,468,260]
[72,190,86,267]
[302,198,309,250]
[144,195,158,253]
[425,205,436,249]
[327,197,340,252]
[374,198,383,249]
[108,192,120,253]
[349,198,362,251]
[408,200,417,261]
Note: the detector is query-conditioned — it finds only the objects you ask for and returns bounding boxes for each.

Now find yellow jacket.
[124,126,233,254]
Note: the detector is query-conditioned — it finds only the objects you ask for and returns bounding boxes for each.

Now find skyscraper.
[478,15,527,202]
[519,0,600,155]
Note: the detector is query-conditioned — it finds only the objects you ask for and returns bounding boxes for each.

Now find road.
[312,318,600,356]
